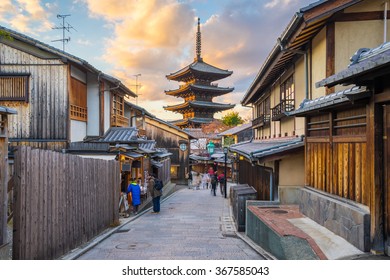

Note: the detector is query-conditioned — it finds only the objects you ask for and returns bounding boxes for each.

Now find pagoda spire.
[195,17,202,61]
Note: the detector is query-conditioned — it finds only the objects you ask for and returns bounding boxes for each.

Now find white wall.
[104,88,110,134]
[87,72,99,136]
[70,120,87,142]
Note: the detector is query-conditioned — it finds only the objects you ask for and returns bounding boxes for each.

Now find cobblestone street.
[75,185,265,260]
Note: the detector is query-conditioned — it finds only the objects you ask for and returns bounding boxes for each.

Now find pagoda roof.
[164,100,235,112]
[165,83,234,96]
[166,59,233,81]
[170,117,214,127]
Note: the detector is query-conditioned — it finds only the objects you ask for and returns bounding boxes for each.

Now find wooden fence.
[12,146,120,260]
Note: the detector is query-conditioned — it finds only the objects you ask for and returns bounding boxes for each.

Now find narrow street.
[75,184,265,260]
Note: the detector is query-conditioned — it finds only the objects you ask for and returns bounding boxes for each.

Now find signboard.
[122,163,131,171]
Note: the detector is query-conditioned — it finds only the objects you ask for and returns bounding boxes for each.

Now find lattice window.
[0,75,29,102]
[111,94,128,127]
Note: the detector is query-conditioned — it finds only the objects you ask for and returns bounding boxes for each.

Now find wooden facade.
[0,26,136,151]
[305,105,370,205]
[301,40,390,254]
[144,116,191,184]
[238,160,273,201]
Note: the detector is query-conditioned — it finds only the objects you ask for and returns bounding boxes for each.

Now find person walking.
[210,171,217,196]
[127,178,141,215]
[148,174,162,213]
[218,172,225,196]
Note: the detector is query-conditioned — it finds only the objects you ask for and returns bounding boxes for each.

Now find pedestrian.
[201,173,209,189]
[218,172,225,196]
[210,171,217,196]
[127,178,141,215]
[148,173,162,213]
[187,171,193,189]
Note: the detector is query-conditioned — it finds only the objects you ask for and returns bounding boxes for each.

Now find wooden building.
[124,101,192,184]
[290,42,390,255]
[0,25,136,151]
[233,0,390,203]
[0,106,16,247]
[217,122,253,146]
[165,18,234,128]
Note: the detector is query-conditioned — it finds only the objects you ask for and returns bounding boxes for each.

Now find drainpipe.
[385,1,388,43]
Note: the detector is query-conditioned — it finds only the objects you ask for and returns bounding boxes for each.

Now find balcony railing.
[111,114,129,127]
[70,104,88,122]
[271,99,295,121]
[252,114,271,128]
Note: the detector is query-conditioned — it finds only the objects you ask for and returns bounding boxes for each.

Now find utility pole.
[52,14,76,51]
[132,74,142,105]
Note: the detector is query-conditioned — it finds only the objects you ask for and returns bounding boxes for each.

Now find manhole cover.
[115,228,131,233]
[271,209,288,214]
[115,242,151,250]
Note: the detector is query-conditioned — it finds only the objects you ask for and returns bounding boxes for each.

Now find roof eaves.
[241,12,303,106]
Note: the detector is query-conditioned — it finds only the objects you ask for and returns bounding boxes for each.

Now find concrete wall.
[278,153,305,186]
[311,27,327,99]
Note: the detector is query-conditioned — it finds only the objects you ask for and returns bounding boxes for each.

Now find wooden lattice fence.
[12,146,120,259]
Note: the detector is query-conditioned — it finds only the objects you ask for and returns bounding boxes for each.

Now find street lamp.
[206,140,215,155]
[223,146,228,199]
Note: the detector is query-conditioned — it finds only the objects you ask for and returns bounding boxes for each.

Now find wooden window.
[111,94,129,127]
[0,75,29,102]
[280,75,294,103]
[272,75,295,121]
[70,77,87,122]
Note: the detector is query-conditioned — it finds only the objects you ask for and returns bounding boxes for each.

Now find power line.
[52,14,77,51]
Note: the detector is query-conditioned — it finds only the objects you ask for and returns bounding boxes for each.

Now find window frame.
[0,74,30,102]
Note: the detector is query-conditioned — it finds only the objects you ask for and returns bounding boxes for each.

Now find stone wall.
[298,187,370,252]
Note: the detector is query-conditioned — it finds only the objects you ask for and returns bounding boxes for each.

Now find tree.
[222,111,244,127]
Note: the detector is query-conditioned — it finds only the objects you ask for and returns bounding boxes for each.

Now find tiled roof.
[93,127,151,144]
[229,136,304,162]
[165,83,234,96]
[218,123,252,136]
[288,86,371,116]
[167,60,232,79]
[164,100,234,111]
[183,128,220,139]
[316,42,390,88]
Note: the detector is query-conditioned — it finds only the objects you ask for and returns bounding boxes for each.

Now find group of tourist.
[122,173,162,217]
[187,169,225,196]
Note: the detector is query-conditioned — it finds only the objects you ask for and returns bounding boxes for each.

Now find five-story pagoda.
[164,18,234,129]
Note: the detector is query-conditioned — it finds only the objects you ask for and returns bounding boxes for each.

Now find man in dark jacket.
[148,174,162,213]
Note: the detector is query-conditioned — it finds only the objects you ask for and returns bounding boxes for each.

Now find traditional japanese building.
[164,18,235,129]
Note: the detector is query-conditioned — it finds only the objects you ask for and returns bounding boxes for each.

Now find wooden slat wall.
[238,160,271,200]
[0,44,68,140]
[306,105,369,206]
[12,146,120,260]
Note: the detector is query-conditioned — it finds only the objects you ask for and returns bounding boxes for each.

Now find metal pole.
[224,153,227,199]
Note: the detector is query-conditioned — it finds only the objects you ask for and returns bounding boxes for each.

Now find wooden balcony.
[271,99,295,121]
[70,104,87,122]
[252,114,270,128]
[111,114,129,127]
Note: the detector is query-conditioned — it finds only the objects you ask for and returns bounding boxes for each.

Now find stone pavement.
[69,184,265,260]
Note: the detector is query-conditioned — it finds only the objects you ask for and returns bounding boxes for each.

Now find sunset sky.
[0,0,313,121]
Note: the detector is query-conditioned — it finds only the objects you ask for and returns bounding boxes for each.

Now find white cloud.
[0,0,53,34]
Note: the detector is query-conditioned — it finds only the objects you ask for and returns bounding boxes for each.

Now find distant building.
[164,18,234,129]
